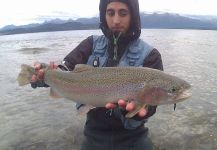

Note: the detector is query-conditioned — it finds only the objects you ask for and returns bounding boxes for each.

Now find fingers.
[105,103,116,109]
[106,100,148,118]
[37,69,45,80]
[126,102,135,111]
[119,100,148,117]
[105,99,128,109]
[34,62,42,70]
[31,61,55,89]
[34,61,58,70]
[138,108,148,117]
[31,69,44,84]
[49,61,58,69]
[32,61,57,81]
[32,62,45,82]
[31,74,37,82]
[118,99,126,107]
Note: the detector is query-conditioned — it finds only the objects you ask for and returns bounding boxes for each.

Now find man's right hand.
[105,100,148,118]
[30,62,58,88]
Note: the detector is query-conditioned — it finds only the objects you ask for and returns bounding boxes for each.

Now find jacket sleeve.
[62,36,93,71]
[143,48,164,71]
[120,48,164,129]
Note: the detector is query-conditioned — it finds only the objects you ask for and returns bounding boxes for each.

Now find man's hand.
[30,62,58,88]
[105,99,148,117]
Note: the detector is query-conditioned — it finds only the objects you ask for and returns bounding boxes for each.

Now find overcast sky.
[0,0,217,28]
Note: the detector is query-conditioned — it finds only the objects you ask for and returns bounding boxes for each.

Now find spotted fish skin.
[17,64,192,108]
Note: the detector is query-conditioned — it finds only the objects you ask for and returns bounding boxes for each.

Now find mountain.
[0,23,41,31]
[184,14,217,26]
[43,18,72,24]
[0,20,99,35]
[0,12,217,35]
[0,25,17,31]
[75,17,100,24]
[140,13,217,30]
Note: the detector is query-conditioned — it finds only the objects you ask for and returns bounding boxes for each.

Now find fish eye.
[170,86,178,93]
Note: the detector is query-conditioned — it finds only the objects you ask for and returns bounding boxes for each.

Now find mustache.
[111,26,124,30]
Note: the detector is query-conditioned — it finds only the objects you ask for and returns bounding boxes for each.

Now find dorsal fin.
[73,64,93,73]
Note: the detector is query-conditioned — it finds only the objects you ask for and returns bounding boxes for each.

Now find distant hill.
[0,12,217,35]
[140,13,217,29]
[0,20,98,35]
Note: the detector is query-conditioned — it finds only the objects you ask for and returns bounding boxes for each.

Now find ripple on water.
[17,47,51,55]
[147,105,217,150]
[1,29,217,150]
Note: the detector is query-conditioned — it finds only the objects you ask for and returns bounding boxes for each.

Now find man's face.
[106,2,131,34]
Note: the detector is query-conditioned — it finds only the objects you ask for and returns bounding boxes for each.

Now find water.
[0,29,217,150]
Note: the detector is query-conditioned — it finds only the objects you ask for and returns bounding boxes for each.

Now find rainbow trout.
[17,64,191,117]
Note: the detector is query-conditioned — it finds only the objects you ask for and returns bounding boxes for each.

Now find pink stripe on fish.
[50,77,119,95]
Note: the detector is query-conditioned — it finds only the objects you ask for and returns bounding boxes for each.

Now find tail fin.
[17,64,35,86]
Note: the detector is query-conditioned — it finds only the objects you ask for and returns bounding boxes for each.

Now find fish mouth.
[174,89,192,101]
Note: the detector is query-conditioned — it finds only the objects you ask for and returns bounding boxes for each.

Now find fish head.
[162,77,192,104]
[138,74,192,105]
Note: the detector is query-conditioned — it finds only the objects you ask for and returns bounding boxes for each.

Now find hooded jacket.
[62,0,163,149]
[99,0,141,42]
[63,34,163,150]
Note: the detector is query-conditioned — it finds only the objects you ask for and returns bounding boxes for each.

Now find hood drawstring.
[112,32,122,61]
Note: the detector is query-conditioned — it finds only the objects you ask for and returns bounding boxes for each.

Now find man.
[31,0,163,149]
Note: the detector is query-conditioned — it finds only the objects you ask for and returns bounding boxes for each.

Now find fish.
[17,64,192,118]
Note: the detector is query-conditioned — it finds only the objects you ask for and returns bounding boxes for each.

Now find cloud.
[33,11,80,22]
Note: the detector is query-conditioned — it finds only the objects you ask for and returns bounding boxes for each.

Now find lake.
[0,29,216,150]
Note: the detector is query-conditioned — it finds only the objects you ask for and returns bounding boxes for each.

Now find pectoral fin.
[77,105,95,115]
[50,88,62,99]
[125,103,147,118]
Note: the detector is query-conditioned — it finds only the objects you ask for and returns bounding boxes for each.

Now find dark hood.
[99,0,141,43]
